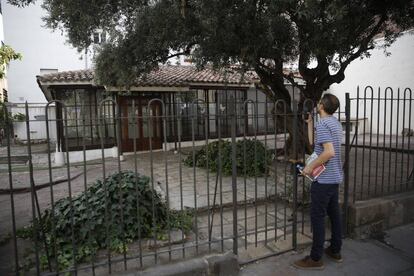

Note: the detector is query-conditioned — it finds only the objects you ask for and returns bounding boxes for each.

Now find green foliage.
[22,171,193,271]
[7,0,36,8]
[16,225,33,239]
[12,112,26,122]
[10,0,413,101]
[184,139,272,177]
[0,233,11,246]
[0,44,22,79]
[0,103,13,131]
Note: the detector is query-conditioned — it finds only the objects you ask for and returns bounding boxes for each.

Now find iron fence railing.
[347,87,413,202]
[0,87,412,275]
[1,97,311,275]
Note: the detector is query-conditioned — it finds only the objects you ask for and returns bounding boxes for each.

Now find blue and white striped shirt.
[314,116,343,184]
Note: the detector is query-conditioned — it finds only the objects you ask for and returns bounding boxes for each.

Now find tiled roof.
[37,65,304,89]
[136,65,252,86]
[37,65,255,87]
[37,69,94,83]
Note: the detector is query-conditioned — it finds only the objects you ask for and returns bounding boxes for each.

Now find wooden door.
[119,97,163,152]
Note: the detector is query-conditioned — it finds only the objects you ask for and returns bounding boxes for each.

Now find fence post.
[25,102,42,275]
[344,93,351,236]
[230,97,238,255]
[4,104,19,275]
[292,101,298,250]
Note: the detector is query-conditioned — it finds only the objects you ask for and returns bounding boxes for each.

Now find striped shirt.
[314,116,343,184]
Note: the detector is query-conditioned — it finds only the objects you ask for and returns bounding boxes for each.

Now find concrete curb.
[123,251,239,276]
[349,190,414,238]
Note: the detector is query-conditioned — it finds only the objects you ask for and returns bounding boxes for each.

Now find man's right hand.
[304,112,313,124]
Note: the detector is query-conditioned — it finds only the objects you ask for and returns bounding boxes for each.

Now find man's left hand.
[302,166,313,176]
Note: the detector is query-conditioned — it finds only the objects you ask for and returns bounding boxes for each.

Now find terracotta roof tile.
[37,69,94,83]
[37,65,253,87]
[37,65,303,87]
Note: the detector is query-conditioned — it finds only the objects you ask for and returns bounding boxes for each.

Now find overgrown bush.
[0,103,13,130]
[12,112,26,122]
[184,139,272,177]
[22,171,193,271]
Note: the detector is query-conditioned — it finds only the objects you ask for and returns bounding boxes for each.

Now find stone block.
[205,251,239,276]
[348,191,414,238]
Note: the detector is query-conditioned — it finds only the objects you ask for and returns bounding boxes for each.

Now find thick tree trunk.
[255,62,328,160]
[273,103,312,161]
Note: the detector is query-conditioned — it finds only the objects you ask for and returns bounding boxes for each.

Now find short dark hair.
[320,94,339,115]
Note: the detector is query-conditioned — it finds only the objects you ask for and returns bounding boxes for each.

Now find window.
[55,88,116,150]
[92,32,107,44]
[93,33,100,44]
[164,89,248,142]
[101,32,107,43]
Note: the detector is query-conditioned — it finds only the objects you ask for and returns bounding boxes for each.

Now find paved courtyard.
[0,145,297,238]
[0,132,412,274]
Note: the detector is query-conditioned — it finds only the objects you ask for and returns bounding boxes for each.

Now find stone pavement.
[0,146,307,275]
[0,149,296,238]
[239,223,414,276]
[0,199,308,275]
[0,134,412,237]
[0,138,412,275]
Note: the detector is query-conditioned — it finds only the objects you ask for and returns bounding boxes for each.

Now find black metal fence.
[346,87,414,202]
[0,87,413,275]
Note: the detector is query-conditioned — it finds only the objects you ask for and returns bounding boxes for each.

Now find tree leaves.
[0,44,22,79]
[10,0,414,100]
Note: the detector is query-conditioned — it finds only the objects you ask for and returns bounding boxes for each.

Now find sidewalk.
[240,223,414,276]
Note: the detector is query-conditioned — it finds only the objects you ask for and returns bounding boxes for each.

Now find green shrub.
[23,171,192,271]
[12,112,26,122]
[184,139,272,177]
[0,103,13,130]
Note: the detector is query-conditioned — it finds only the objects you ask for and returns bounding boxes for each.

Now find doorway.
[119,96,163,152]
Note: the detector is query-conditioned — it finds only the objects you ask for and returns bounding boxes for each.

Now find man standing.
[294,94,343,270]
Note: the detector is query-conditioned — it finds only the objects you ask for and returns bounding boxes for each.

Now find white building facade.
[328,30,414,135]
[3,1,89,103]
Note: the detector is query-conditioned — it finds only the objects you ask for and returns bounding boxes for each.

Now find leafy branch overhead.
[0,45,22,79]
[9,0,414,102]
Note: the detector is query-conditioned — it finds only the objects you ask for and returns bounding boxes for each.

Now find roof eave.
[188,82,252,89]
[37,80,94,86]
[106,86,191,92]
[36,77,53,102]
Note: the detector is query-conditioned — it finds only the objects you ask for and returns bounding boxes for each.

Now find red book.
[304,152,326,181]
[311,164,326,179]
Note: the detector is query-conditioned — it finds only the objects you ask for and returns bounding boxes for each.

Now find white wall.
[64,147,118,164]
[328,30,414,135]
[0,2,8,100]
[3,1,88,103]
[12,104,57,141]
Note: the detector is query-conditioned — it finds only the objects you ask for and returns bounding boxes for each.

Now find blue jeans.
[310,182,342,261]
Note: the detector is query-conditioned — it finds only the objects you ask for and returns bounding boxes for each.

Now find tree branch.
[282,72,304,93]
[156,42,196,63]
[334,15,387,78]
[298,52,317,84]
[319,15,388,88]
[255,61,291,104]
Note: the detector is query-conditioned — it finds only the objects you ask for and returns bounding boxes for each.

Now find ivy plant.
[20,171,193,272]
